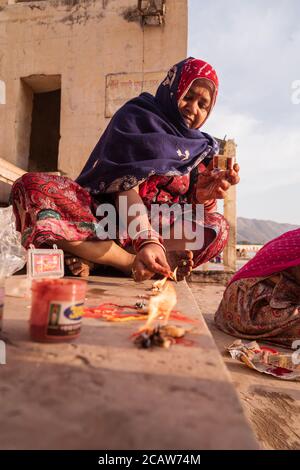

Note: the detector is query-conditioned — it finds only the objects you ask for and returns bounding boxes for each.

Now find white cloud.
[205,104,300,181]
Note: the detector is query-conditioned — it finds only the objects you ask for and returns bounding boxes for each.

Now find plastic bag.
[0,206,26,278]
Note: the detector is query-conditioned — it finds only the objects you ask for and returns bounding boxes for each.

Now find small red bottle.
[30,279,87,342]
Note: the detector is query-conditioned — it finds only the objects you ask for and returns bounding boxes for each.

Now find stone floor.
[190,282,300,450]
[0,275,258,450]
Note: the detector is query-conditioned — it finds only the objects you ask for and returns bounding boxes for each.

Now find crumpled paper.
[227,339,300,380]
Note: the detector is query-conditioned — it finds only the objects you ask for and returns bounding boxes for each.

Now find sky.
[188,0,300,224]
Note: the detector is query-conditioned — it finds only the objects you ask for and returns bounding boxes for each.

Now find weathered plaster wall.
[0,0,187,181]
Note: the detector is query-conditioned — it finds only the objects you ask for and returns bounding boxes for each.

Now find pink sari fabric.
[215,229,300,347]
[229,229,300,285]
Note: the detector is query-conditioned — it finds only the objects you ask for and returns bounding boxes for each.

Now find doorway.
[28,89,61,172]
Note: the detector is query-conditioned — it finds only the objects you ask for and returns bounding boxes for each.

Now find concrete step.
[189,269,234,285]
[0,275,259,450]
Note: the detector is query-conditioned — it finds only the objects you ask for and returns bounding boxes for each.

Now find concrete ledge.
[189,269,235,285]
[0,275,258,450]
[0,157,26,185]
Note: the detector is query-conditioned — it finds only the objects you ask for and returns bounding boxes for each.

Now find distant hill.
[237,217,300,245]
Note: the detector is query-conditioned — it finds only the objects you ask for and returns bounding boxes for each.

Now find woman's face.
[178,79,213,129]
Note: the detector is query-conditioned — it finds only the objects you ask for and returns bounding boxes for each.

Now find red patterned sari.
[11,170,228,269]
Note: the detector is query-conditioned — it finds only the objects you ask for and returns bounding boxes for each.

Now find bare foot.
[166,250,194,281]
[65,254,95,277]
[65,253,135,277]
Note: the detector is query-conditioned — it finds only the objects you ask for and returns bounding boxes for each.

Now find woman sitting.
[11,57,239,282]
[215,229,300,347]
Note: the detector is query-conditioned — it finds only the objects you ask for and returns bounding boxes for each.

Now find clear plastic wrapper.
[0,206,26,278]
[0,206,27,328]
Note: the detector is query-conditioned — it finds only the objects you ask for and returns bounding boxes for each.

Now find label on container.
[35,254,61,273]
[47,301,84,337]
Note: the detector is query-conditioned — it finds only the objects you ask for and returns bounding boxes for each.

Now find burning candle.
[30,279,87,342]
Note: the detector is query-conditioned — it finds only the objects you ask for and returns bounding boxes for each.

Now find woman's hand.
[195,163,240,203]
[132,243,171,282]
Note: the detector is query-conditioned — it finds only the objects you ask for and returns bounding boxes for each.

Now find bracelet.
[132,228,159,241]
[132,227,159,240]
[137,239,167,254]
[133,232,165,253]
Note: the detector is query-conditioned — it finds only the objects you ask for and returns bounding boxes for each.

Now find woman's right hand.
[195,163,240,202]
[132,243,171,282]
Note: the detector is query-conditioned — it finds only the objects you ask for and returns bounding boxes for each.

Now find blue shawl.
[76,58,219,194]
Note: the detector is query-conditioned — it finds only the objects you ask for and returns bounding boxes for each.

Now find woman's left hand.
[195,163,240,202]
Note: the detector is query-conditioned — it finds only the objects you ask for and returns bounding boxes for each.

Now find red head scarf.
[177,58,219,125]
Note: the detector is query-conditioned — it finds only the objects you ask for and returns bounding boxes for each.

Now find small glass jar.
[30,279,87,342]
[213,155,234,172]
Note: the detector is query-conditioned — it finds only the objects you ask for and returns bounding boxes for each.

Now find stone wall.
[0,0,187,191]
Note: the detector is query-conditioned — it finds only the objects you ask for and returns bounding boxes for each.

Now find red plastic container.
[30,279,87,342]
